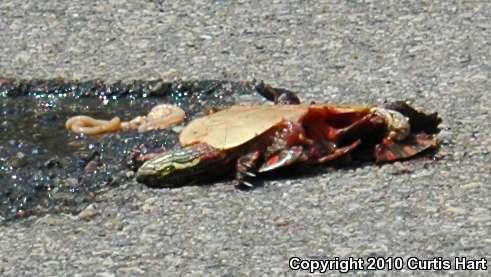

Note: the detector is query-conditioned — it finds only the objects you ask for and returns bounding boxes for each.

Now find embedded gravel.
[0,0,490,276]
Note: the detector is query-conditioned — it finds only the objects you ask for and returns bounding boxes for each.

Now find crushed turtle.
[135,90,441,188]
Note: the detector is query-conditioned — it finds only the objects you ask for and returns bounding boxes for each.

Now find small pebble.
[171,125,184,133]
[78,204,99,221]
[84,160,98,174]
[11,151,28,168]
[43,157,61,168]
[65,177,78,188]
[104,217,124,231]
[124,170,135,178]
[142,197,158,213]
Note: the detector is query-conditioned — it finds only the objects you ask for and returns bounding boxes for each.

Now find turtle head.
[136,144,227,187]
[136,148,202,187]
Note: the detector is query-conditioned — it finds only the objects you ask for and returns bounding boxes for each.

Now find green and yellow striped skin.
[136,143,235,186]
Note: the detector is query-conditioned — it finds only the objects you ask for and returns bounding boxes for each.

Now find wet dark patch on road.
[0,79,263,220]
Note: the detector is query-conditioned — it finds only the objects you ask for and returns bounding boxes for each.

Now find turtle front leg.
[235,150,261,188]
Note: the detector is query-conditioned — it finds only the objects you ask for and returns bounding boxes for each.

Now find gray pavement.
[1,0,490,276]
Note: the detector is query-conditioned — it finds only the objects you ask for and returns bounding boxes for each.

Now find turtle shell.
[179,104,371,150]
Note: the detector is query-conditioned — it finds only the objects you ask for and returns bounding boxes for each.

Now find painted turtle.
[135,96,441,187]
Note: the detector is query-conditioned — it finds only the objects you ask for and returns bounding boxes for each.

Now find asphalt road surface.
[1,0,490,276]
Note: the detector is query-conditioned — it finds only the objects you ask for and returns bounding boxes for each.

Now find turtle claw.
[244,171,256,177]
[235,178,255,190]
[235,150,261,188]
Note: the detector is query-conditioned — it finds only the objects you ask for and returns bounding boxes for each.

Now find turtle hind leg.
[235,150,262,189]
[313,139,362,164]
[254,81,301,104]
